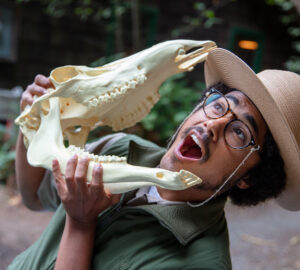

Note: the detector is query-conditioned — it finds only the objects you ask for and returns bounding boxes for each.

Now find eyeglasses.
[202,88,256,149]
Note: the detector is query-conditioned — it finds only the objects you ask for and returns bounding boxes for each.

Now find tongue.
[183,146,202,159]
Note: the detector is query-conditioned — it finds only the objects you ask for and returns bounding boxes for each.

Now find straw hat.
[204,48,300,211]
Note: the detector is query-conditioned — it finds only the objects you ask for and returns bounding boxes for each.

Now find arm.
[15,75,54,210]
[53,156,121,270]
[16,132,46,210]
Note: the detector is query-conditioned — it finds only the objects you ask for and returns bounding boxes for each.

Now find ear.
[236,178,251,190]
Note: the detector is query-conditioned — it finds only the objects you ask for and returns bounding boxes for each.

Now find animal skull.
[15,39,216,193]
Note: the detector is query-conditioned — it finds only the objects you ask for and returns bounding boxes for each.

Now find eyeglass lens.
[204,92,252,149]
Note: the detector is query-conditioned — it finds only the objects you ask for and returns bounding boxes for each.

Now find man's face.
[160,90,267,196]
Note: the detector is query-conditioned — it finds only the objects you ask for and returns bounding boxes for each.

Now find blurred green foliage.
[89,52,126,68]
[16,0,129,21]
[0,124,17,182]
[265,0,300,74]
[141,73,205,143]
[14,0,300,147]
[171,1,225,37]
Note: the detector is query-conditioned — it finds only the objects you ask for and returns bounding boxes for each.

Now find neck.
[156,186,213,203]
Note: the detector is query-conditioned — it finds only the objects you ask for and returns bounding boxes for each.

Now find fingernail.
[83,155,90,161]
[95,163,100,168]
[95,163,101,171]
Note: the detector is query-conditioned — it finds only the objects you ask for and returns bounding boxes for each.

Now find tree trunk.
[131,0,141,52]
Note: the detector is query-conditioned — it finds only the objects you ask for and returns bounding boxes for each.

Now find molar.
[129,80,137,89]
[178,48,185,55]
[120,85,129,93]
[110,92,117,99]
[137,74,147,84]
[88,98,99,108]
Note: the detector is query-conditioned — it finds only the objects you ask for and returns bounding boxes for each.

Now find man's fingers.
[34,74,55,89]
[91,163,104,197]
[20,93,34,111]
[74,156,89,195]
[20,83,48,111]
[52,159,64,179]
[52,159,66,195]
[27,84,48,96]
[65,155,78,192]
[92,163,103,185]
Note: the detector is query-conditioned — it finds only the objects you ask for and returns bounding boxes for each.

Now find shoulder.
[86,132,164,157]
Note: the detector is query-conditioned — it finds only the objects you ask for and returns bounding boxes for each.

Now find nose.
[203,117,231,143]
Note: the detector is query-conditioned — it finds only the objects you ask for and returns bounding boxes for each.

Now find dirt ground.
[1,185,300,270]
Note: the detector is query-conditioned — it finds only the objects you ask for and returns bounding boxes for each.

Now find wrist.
[66,215,97,232]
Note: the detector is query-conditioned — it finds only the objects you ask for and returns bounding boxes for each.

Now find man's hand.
[52,155,121,225]
[16,74,54,210]
[20,74,54,111]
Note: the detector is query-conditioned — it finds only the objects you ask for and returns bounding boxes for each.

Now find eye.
[213,102,225,114]
[233,127,246,142]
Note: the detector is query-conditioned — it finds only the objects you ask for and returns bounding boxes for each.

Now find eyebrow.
[227,94,259,137]
[226,95,239,106]
[243,113,259,137]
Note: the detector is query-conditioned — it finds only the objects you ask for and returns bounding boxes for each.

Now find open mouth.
[177,133,203,160]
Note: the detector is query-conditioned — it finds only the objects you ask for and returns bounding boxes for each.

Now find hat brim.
[204,48,300,211]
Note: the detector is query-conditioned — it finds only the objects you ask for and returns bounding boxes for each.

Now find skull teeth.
[106,91,160,131]
[178,48,185,55]
[66,145,127,163]
[87,73,147,108]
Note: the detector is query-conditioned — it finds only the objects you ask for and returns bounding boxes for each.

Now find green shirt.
[8,134,232,270]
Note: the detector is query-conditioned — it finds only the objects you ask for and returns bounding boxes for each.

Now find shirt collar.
[124,138,227,245]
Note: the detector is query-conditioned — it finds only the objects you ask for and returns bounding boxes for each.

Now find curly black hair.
[205,82,286,206]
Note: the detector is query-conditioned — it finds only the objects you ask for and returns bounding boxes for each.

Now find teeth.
[88,73,148,108]
[191,134,201,148]
[106,91,160,131]
[88,98,99,107]
[98,96,106,103]
[129,80,137,88]
[137,74,147,84]
[178,48,185,55]
[110,92,117,98]
[66,145,127,163]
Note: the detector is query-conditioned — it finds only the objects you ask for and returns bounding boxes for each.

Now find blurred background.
[0,0,300,269]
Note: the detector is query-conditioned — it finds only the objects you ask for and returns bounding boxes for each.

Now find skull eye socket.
[52,66,79,83]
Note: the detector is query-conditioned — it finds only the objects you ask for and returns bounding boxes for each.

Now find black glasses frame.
[203,88,257,150]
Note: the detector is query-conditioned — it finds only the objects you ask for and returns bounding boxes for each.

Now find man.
[9,48,300,269]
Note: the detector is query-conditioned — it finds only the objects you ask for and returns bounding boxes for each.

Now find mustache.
[181,126,210,163]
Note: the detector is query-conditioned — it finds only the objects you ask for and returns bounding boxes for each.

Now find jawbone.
[28,98,202,193]
[16,39,216,193]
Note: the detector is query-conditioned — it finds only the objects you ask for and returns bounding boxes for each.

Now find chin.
[159,152,180,172]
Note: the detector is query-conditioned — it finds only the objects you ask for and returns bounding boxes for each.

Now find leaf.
[194,2,206,11]
[288,27,300,37]
[140,73,204,143]
[203,10,215,19]
[174,111,189,123]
